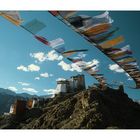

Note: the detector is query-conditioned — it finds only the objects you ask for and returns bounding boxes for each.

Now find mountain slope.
[1,86,140,129]
[0,88,39,115]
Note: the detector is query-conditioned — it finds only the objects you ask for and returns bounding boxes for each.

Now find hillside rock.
[0,87,140,129]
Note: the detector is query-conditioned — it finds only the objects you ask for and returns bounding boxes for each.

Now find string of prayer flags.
[0,11,23,26]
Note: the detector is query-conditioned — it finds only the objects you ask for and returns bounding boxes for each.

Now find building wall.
[56,75,86,94]
[15,100,27,116]
[56,81,68,93]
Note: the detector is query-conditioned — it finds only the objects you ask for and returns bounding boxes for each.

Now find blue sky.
[0,11,140,99]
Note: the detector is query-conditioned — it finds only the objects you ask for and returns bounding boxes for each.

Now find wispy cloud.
[18,82,30,86]
[8,86,18,92]
[17,64,40,72]
[40,72,53,78]
[22,87,38,93]
[109,64,124,73]
[43,89,57,97]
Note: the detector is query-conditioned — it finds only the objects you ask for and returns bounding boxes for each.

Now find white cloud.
[30,50,63,63]
[74,52,87,59]
[18,82,30,86]
[28,64,40,72]
[22,88,38,93]
[40,72,49,78]
[8,86,18,92]
[43,89,56,94]
[30,52,46,62]
[44,89,57,98]
[56,78,66,81]
[58,61,82,72]
[17,65,28,72]
[46,50,63,61]
[17,64,40,72]
[40,72,54,78]
[109,64,124,73]
[86,59,99,66]
[35,77,40,80]
[58,59,100,73]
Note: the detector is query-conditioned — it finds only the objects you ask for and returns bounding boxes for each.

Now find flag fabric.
[114,55,133,61]
[58,11,76,19]
[49,38,64,48]
[82,11,113,28]
[49,11,59,16]
[67,58,83,63]
[109,49,132,60]
[34,35,49,45]
[125,62,138,66]
[87,69,99,75]
[100,36,124,49]
[89,27,119,43]
[0,11,23,26]
[22,19,46,34]
[55,46,66,53]
[68,16,84,28]
[83,64,97,71]
[118,57,136,64]
[82,23,111,36]
[62,49,88,57]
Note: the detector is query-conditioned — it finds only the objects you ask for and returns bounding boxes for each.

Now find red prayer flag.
[34,35,49,45]
[49,11,59,16]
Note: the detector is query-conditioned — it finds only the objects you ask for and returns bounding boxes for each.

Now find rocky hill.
[1,86,140,129]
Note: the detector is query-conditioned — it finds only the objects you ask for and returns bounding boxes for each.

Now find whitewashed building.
[56,74,86,94]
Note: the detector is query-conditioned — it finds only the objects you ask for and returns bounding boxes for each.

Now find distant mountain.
[1,86,140,129]
[18,93,38,99]
[0,88,39,115]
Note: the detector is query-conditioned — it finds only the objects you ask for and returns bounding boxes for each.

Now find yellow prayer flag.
[82,23,111,36]
[100,36,124,49]
[1,12,22,26]
[118,57,136,64]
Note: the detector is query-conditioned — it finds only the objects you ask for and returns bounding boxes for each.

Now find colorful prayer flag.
[82,23,111,36]
[0,11,23,26]
[49,38,64,48]
[62,49,88,57]
[34,35,49,45]
[59,11,76,19]
[100,36,124,49]
[23,19,46,34]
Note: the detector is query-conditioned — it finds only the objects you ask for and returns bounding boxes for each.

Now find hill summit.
[0,86,140,129]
